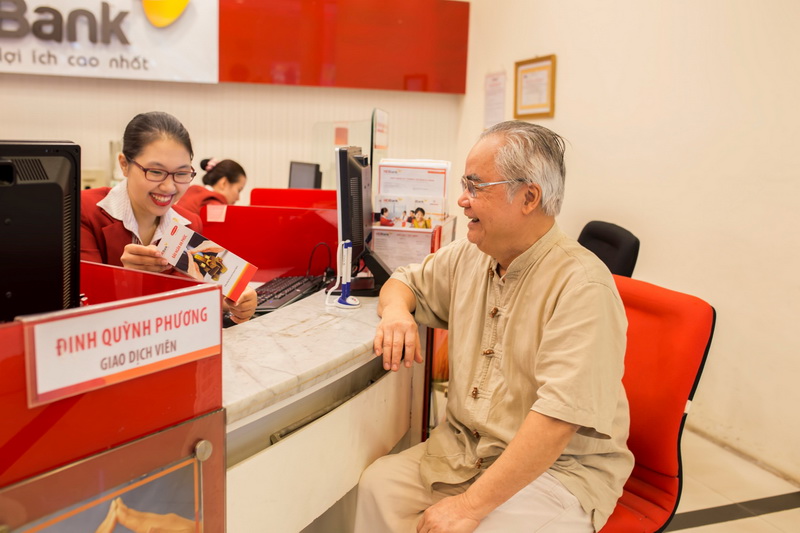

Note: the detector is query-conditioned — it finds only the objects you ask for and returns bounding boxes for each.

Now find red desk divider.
[0,262,222,488]
[201,205,339,281]
[250,188,337,210]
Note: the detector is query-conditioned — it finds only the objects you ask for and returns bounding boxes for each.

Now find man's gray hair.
[480,121,566,216]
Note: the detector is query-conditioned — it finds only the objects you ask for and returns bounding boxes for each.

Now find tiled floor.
[665,429,800,532]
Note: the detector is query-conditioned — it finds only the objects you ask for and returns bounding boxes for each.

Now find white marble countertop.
[221,290,380,425]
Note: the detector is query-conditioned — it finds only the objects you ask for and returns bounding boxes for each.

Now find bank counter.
[224,290,425,531]
[1,189,432,531]
[0,262,227,531]
[0,266,424,532]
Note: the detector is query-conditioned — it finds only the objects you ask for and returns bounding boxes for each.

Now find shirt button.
[482,349,494,355]
[471,387,478,398]
[475,458,483,468]
[472,429,480,438]
[489,307,498,318]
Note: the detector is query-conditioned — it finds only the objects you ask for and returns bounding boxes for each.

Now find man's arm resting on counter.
[374,278,423,372]
[417,411,579,532]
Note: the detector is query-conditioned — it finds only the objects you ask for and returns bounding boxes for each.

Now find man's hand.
[121,244,170,272]
[374,279,423,371]
[374,305,423,371]
[416,493,482,533]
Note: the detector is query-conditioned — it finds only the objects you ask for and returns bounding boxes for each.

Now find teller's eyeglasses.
[127,158,196,184]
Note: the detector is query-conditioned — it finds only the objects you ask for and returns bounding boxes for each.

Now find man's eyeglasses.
[127,158,196,184]
[460,176,517,198]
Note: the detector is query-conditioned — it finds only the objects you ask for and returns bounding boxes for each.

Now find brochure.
[377,158,450,198]
[158,219,258,302]
[375,158,451,230]
[376,194,446,228]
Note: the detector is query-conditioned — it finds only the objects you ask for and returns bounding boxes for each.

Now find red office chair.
[600,275,716,533]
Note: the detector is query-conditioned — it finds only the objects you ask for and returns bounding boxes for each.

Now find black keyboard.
[255,275,324,313]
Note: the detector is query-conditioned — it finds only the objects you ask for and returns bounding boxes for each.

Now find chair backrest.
[578,221,640,277]
[601,275,715,532]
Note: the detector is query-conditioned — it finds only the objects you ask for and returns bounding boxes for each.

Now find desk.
[223,290,425,532]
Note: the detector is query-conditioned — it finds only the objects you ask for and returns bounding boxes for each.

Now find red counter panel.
[0,263,222,488]
[201,205,339,281]
[250,188,337,210]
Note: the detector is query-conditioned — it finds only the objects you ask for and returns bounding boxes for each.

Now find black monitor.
[0,141,81,322]
[334,146,392,296]
[288,161,322,189]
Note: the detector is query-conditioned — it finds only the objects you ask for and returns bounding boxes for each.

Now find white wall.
[456,0,800,482]
[0,72,462,199]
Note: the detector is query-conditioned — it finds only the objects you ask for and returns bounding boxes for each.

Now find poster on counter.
[373,227,436,273]
[20,284,221,407]
[0,410,226,533]
[16,458,200,532]
[372,216,455,272]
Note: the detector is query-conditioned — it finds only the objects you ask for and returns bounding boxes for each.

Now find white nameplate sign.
[21,285,221,407]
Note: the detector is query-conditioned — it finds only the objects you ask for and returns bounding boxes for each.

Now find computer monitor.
[370,108,388,186]
[288,161,322,189]
[334,146,392,296]
[0,141,81,322]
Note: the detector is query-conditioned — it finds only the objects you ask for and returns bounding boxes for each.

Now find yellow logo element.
[142,0,190,28]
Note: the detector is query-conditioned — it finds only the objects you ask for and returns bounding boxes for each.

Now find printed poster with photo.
[17,458,200,532]
[0,409,225,533]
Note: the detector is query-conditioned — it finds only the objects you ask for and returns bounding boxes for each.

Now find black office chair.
[577,221,640,277]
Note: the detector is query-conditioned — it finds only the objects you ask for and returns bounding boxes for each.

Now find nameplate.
[21,285,222,407]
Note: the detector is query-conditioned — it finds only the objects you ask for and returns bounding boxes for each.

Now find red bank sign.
[0,0,468,93]
[218,0,469,93]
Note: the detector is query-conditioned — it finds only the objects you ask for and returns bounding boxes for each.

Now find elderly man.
[355,121,633,533]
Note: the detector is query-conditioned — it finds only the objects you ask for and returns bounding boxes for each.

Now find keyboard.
[254,275,324,313]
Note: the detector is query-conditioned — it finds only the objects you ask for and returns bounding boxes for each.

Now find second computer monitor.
[334,146,391,296]
[288,161,322,189]
[0,140,81,322]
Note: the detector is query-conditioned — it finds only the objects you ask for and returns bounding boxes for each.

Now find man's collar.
[491,223,563,276]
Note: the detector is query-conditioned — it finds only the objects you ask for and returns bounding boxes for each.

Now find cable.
[306,242,333,277]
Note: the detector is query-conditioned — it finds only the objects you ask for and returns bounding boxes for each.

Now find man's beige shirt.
[392,224,634,530]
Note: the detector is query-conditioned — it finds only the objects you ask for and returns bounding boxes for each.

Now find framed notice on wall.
[514,55,557,119]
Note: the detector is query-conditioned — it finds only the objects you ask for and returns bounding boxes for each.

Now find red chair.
[601,275,716,532]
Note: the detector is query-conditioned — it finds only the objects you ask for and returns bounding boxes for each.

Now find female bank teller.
[176,157,248,214]
[80,111,256,323]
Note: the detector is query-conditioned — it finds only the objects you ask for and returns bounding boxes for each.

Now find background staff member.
[176,157,248,214]
[355,121,633,532]
[80,111,256,324]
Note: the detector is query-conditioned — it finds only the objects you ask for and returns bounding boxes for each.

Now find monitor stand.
[330,250,391,298]
[353,251,391,297]
[350,276,379,297]
[329,276,379,297]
